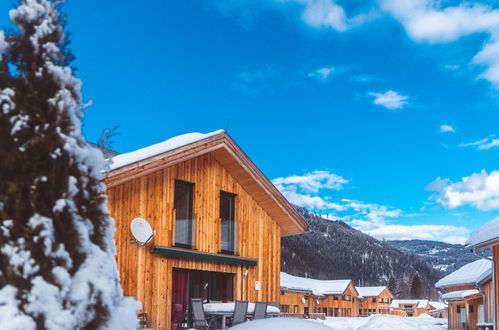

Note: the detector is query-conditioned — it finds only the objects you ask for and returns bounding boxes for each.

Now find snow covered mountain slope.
[281,208,441,299]
[387,240,483,275]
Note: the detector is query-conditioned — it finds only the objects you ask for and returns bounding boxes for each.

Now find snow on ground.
[231,315,447,330]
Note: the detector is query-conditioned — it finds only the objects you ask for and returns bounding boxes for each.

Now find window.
[280,290,285,296]
[294,305,298,313]
[384,298,389,303]
[333,295,339,300]
[378,298,383,303]
[372,298,376,303]
[304,307,309,314]
[281,305,289,313]
[345,295,351,301]
[174,180,194,248]
[220,191,237,254]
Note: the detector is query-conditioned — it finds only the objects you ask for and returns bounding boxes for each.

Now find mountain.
[387,240,483,275]
[281,208,442,299]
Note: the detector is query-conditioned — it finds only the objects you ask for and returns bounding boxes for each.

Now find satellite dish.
[301,297,306,304]
[131,217,155,246]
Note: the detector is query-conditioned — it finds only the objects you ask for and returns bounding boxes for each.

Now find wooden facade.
[389,300,434,317]
[357,287,393,316]
[105,132,307,329]
[444,281,493,330]
[279,282,359,317]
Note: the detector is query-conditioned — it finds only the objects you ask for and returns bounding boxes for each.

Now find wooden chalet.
[356,286,393,316]
[103,130,308,329]
[436,259,493,329]
[428,301,449,319]
[466,216,499,330]
[279,272,359,317]
[389,299,434,317]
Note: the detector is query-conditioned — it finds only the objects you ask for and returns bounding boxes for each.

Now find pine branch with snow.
[0,0,139,328]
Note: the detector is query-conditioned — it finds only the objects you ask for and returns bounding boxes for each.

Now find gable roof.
[390,299,429,309]
[280,272,357,297]
[356,286,389,298]
[435,259,492,289]
[104,130,308,236]
[466,215,499,250]
[429,301,448,311]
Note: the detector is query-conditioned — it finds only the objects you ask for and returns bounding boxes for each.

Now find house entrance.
[171,268,234,329]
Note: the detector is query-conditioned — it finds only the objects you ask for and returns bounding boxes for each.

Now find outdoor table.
[203,302,280,329]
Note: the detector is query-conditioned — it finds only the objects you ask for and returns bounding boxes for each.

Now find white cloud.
[368,90,408,110]
[349,74,382,83]
[460,136,499,150]
[427,170,499,210]
[379,0,499,88]
[273,170,348,193]
[308,66,336,80]
[439,124,455,133]
[364,224,469,243]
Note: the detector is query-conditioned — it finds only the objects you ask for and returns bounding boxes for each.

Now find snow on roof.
[442,289,480,301]
[466,216,499,249]
[429,301,448,311]
[109,129,225,170]
[390,300,429,309]
[280,272,352,296]
[435,259,492,288]
[356,286,387,298]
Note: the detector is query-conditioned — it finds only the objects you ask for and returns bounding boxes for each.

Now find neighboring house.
[389,299,434,317]
[356,286,394,316]
[428,301,449,319]
[279,272,359,317]
[103,130,308,329]
[435,259,492,330]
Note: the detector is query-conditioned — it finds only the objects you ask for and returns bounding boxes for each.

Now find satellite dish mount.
[130,217,155,246]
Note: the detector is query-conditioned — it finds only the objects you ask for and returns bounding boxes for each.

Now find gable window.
[220,191,238,254]
[174,180,194,248]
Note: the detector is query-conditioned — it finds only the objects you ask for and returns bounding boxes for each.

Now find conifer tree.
[410,274,423,299]
[0,0,138,328]
[388,275,396,296]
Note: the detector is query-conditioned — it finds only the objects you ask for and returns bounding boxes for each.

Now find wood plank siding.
[107,152,297,329]
[359,289,393,316]
[444,281,493,330]
[279,282,359,317]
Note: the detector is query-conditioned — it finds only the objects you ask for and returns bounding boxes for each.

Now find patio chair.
[253,301,267,320]
[191,298,215,330]
[231,300,248,326]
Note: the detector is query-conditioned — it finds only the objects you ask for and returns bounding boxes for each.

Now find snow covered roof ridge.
[356,286,388,298]
[109,129,225,171]
[280,272,354,296]
[435,259,492,288]
[390,299,429,309]
[466,215,499,249]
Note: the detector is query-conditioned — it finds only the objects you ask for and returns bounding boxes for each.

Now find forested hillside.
[387,240,483,274]
[281,208,442,299]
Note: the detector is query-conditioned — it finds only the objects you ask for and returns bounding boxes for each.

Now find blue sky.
[2,0,499,243]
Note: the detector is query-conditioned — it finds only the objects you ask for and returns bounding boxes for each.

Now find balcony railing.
[220,220,239,255]
[174,215,196,249]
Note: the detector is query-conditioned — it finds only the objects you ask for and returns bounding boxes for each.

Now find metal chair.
[253,301,267,320]
[232,300,249,326]
[191,298,214,330]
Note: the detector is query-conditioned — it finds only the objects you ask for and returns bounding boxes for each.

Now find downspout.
[473,247,496,328]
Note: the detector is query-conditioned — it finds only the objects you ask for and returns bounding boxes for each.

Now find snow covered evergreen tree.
[0,0,139,328]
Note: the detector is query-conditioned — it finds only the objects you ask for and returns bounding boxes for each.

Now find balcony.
[174,215,196,249]
[220,220,239,255]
